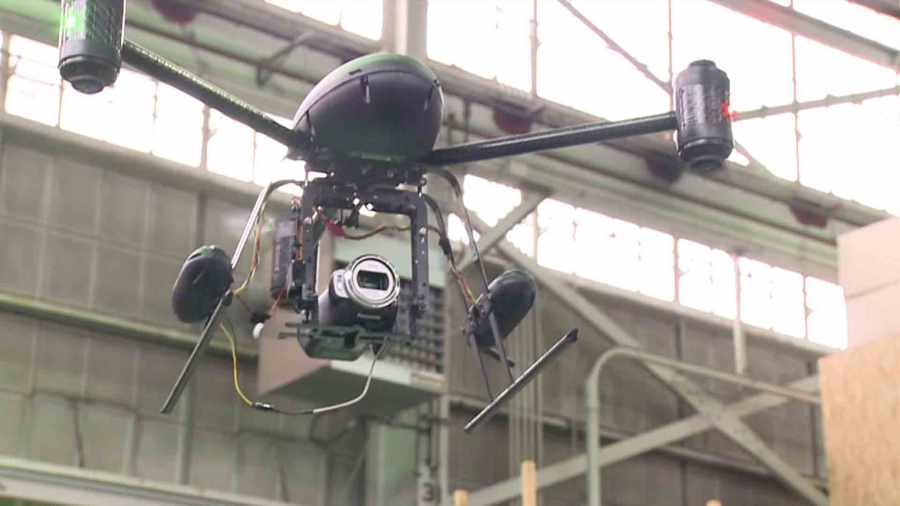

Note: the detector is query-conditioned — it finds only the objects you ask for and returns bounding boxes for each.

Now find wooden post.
[521,460,537,506]
[453,489,469,506]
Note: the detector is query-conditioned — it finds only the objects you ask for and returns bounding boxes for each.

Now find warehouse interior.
[0,0,898,505]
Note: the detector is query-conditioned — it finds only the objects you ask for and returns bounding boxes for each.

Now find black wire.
[421,193,448,235]
[427,168,493,296]
[418,188,476,312]
[427,168,519,383]
[420,193,456,263]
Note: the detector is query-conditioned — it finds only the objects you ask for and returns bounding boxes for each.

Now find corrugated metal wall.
[444,267,825,505]
[0,124,365,505]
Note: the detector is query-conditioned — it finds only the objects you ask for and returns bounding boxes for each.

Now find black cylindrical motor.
[470,270,537,348]
[58,0,127,94]
[318,255,399,332]
[674,60,734,172]
[171,245,233,323]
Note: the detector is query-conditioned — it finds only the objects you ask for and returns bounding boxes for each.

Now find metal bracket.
[296,179,430,338]
[255,32,317,87]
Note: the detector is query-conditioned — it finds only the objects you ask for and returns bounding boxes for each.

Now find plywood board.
[820,335,900,506]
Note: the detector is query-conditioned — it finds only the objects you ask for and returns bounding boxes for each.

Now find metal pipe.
[732,252,747,375]
[256,32,317,86]
[708,0,900,69]
[0,292,254,358]
[425,113,678,166]
[585,346,821,506]
[556,0,671,93]
[849,0,900,19]
[554,0,770,175]
[529,0,539,97]
[735,84,900,121]
[464,329,578,432]
[121,40,303,150]
[160,179,300,414]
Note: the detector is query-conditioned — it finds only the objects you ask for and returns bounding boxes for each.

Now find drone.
[57,0,734,432]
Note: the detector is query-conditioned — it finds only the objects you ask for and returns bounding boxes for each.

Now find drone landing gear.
[465,329,579,432]
[489,313,517,384]
[471,333,495,399]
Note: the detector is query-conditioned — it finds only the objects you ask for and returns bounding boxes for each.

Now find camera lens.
[346,255,399,308]
[317,255,400,334]
[357,270,389,291]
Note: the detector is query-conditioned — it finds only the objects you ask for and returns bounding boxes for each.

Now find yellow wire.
[233,200,268,297]
[220,322,253,407]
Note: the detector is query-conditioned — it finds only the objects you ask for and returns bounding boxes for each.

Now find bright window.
[207,110,255,181]
[461,175,532,255]
[795,38,900,202]
[537,0,668,119]
[61,68,155,152]
[265,0,383,40]
[61,81,115,141]
[795,0,900,50]
[565,0,670,82]
[6,36,60,126]
[152,82,204,166]
[254,125,306,196]
[795,36,897,102]
[732,114,798,181]
[447,213,472,244]
[798,96,900,213]
[739,258,805,337]
[575,209,639,291]
[428,0,532,92]
[677,239,736,318]
[507,212,536,257]
[636,227,676,301]
[806,277,848,349]
[673,0,794,111]
[575,209,675,301]
[538,199,576,274]
[463,175,522,226]
[106,70,156,152]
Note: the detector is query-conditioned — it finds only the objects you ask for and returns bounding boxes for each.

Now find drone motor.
[674,60,734,172]
[291,53,444,173]
[171,245,233,323]
[469,270,537,349]
[58,0,126,94]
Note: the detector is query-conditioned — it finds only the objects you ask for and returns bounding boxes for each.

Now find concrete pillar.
[365,416,419,506]
[382,0,429,59]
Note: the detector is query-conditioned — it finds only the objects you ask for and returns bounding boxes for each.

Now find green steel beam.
[0,455,295,506]
[0,292,256,359]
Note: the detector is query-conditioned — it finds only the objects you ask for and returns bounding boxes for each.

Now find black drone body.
[57,0,734,431]
[291,53,444,179]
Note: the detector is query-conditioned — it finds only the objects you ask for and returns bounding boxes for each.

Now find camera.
[318,254,400,332]
[289,253,401,361]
